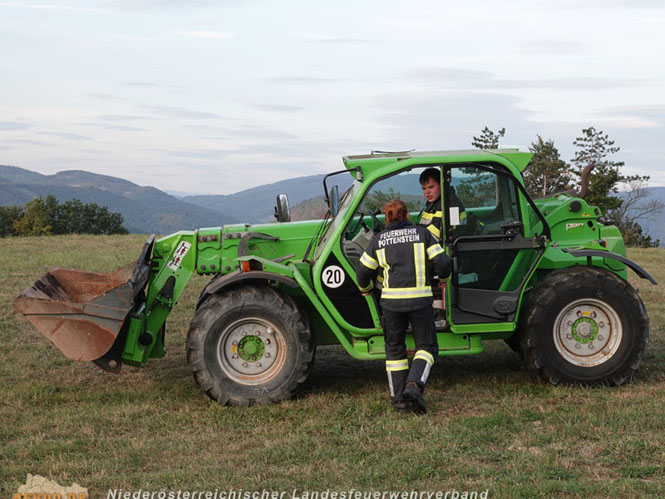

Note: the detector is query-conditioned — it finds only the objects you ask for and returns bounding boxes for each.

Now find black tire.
[520,266,648,385]
[504,333,522,355]
[186,285,314,406]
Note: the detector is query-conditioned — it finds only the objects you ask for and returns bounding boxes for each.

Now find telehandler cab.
[14,149,657,406]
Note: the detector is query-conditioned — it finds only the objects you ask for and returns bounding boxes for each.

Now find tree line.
[0,195,128,237]
[472,126,662,247]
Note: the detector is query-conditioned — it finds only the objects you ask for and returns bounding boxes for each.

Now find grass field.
[1,235,664,498]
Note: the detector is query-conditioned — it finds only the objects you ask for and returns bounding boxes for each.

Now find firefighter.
[355,200,451,414]
[418,167,472,241]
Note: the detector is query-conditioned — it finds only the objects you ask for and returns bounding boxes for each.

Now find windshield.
[313,180,360,259]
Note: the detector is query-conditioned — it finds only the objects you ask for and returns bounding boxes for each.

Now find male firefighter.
[418,167,468,240]
[355,200,451,414]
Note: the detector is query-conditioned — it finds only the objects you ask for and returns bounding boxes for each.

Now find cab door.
[318,168,430,333]
[443,164,549,325]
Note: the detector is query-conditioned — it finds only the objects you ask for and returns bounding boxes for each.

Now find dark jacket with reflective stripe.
[418,198,443,239]
[355,220,451,312]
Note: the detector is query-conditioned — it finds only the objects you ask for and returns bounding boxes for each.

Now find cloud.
[294,33,377,45]
[0,2,103,13]
[148,148,229,159]
[519,39,588,55]
[106,0,233,9]
[265,77,338,86]
[404,67,655,90]
[253,104,303,113]
[371,90,533,150]
[88,93,124,102]
[172,31,235,39]
[141,104,223,120]
[0,121,30,131]
[592,105,665,129]
[7,138,51,146]
[124,82,162,87]
[226,125,300,140]
[98,114,153,121]
[37,131,91,141]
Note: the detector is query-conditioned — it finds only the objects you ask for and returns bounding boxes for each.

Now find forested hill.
[0,166,233,234]
[1,164,661,244]
[182,173,354,223]
[0,165,354,233]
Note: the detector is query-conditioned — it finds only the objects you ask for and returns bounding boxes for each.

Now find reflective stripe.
[420,362,432,384]
[381,286,432,299]
[360,252,379,270]
[414,350,435,366]
[420,211,442,220]
[376,248,390,289]
[427,243,444,259]
[386,359,409,371]
[414,242,425,289]
[427,224,441,239]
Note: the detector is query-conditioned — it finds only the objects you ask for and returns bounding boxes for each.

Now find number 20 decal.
[322,265,345,288]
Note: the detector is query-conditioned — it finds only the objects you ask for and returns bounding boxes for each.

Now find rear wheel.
[521,266,648,385]
[187,285,314,405]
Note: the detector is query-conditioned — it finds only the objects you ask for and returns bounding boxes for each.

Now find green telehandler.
[14,149,657,406]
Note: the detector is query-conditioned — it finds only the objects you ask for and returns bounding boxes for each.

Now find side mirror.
[330,185,339,217]
[274,193,291,222]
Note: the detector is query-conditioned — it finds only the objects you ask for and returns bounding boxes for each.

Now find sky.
[1,0,664,195]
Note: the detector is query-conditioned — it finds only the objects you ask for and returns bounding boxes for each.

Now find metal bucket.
[13,236,154,363]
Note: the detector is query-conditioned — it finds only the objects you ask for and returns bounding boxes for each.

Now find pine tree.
[472,126,505,149]
[524,136,572,198]
[571,127,662,247]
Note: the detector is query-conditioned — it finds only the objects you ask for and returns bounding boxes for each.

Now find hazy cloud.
[520,39,588,55]
[265,77,338,86]
[253,104,304,113]
[173,31,235,39]
[141,104,223,120]
[591,105,665,129]
[0,121,30,131]
[106,0,234,9]
[89,93,124,102]
[226,125,300,141]
[0,2,103,13]
[7,138,51,146]
[37,131,91,141]
[295,33,377,45]
[372,90,532,148]
[161,149,229,159]
[404,67,654,90]
[124,82,162,88]
[98,114,154,121]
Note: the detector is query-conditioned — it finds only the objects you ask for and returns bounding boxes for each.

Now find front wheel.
[187,285,314,405]
[521,266,649,385]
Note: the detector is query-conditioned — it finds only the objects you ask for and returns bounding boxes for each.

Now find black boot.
[402,381,426,415]
[387,366,410,412]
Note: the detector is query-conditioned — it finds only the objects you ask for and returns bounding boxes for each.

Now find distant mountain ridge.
[0,165,352,234]
[183,174,354,224]
[0,165,234,234]
[0,164,662,245]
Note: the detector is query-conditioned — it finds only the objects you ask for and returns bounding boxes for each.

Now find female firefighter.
[355,200,451,414]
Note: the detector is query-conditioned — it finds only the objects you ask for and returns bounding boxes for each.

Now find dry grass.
[1,235,664,497]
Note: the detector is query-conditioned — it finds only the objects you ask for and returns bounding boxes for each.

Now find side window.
[448,165,525,291]
[448,165,521,238]
[341,169,426,266]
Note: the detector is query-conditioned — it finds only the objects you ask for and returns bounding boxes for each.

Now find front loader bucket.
[13,236,154,363]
